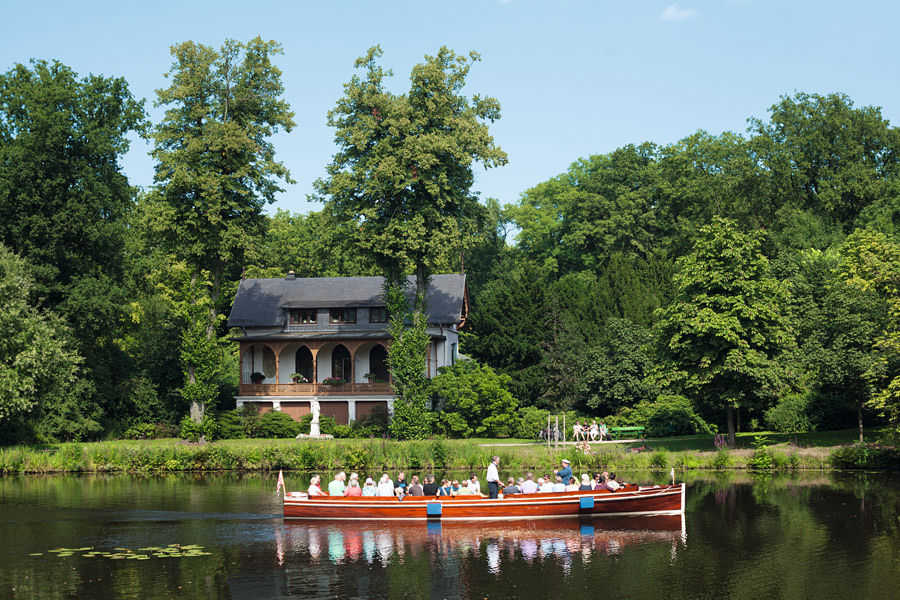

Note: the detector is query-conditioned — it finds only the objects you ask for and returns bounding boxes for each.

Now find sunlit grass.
[0,428,891,474]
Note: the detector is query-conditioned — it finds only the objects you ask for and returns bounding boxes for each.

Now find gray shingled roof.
[227,274,467,328]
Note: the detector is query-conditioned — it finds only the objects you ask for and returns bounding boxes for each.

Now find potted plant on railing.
[290,373,308,384]
[363,372,378,383]
[250,372,265,384]
[322,377,346,386]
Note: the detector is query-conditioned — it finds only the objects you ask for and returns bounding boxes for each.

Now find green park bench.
[606,426,645,440]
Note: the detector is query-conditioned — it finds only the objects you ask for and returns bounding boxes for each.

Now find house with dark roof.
[227,272,468,424]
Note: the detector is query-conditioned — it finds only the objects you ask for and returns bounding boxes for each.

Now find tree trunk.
[188,364,204,423]
[415,263,428,314]
[858,400,864,443]
[726,404,736,447]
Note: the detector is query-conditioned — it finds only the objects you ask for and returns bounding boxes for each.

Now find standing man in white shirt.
[486,455,501,499]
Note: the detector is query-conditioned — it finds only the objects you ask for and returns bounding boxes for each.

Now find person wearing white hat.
[362,477,377,496]
[554,458,572,485]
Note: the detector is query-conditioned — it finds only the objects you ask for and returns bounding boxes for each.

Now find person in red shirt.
[344,479,363,496]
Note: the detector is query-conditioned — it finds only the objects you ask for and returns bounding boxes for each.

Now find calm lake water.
[2,470,899,599]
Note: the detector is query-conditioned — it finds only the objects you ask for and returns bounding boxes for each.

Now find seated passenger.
[457,480,473,495]
[408,475,424,496]
[552,476,566,493]
[437,479,453,496]
[328,472,347,496]
[578,474,593,491]
[538,477,554,493]
[307,475,326,496]
[376,474,395,496]
[520,472,538,494]
[565,477,579,492]
[393,472,407,496]
[606,473,621,491]
[344,479,363,496]
[469,474,481,495]
[422,475,439,496]
[362,477,377,496]
[503,477,519,496]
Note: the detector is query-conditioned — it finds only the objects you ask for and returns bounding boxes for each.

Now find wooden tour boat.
[283,483,685,521]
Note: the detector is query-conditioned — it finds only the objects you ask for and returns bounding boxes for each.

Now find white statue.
[309,398,321,437]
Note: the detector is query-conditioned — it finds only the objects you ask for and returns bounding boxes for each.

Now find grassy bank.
[1,429,896,474]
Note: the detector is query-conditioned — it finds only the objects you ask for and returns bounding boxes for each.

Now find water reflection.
[277,514,686,574]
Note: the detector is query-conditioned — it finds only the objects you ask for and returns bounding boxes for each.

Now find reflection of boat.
[284,484,685,521]
[278,513,687,567]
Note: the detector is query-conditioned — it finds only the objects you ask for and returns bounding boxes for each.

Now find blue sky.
[4,1,899,214]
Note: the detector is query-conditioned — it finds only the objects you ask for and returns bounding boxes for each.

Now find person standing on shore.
[486,455,501,499]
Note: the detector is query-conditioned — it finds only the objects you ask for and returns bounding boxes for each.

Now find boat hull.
[284,484,685,521]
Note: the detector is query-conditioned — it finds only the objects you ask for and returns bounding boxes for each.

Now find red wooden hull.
[284,483,685,521]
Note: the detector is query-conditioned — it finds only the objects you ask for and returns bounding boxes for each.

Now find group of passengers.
[306,458,624,498]
[572,420,607,442]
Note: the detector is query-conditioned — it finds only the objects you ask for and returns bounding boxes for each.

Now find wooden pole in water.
[547,414,551,451]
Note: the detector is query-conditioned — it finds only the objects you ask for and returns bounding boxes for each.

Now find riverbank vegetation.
[1,429,897,475]
[1,40,899,450]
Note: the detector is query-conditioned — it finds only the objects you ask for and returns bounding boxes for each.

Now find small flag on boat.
[670,467,675,485]
[276,469,285,495]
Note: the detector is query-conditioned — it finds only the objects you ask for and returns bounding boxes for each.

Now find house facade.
[227,273,468,424]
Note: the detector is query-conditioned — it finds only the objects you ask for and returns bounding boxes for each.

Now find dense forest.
[1,40,899,445]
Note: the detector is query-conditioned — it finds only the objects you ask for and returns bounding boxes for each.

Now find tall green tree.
[149,37,295,421]
[749,92,900,231]
[246,208,378,279]
[839,229,900,437]
[510,144,662,275]
[582,318,658,416]
[651,217,796,444]
[465,261,552,406]
[0,59,146,434]
[315,45,507,299]
[316,45,506,430]
[0,244,88,441]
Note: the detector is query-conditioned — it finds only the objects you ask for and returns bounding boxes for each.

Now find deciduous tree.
[315,45,507,300]
[651,217,796,445]
[149,37,295,421]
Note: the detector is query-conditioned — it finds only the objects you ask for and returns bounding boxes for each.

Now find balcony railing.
[239,382,394,396]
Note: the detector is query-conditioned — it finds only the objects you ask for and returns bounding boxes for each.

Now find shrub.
[259,411,302,438]
[747,436,773,470]
[829,444,900,470]
[179,415,217,442]
[649,450,669,469]
[765,393,812,433]
[712,449,733,469]
[430,360,519,438]
[358,405,389,436]
[513,407,550,439]
[607,395,715,437]
[122,423,176,440]
[216,410,245,440]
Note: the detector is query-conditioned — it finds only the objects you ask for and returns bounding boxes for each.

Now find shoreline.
[1,435,896,474]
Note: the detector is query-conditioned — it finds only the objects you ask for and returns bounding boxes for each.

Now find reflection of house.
[227,273,468,424]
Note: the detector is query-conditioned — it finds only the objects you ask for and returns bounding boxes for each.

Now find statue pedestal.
[310,420,320,437]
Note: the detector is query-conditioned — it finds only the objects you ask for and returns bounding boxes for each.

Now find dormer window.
[289,309,317,325]
[329,308,357,324]
[369,307,389,323]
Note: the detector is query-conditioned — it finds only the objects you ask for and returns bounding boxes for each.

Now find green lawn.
[637,428,879,452]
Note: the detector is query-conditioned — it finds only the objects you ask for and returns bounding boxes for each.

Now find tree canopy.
[315,45,507,296]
